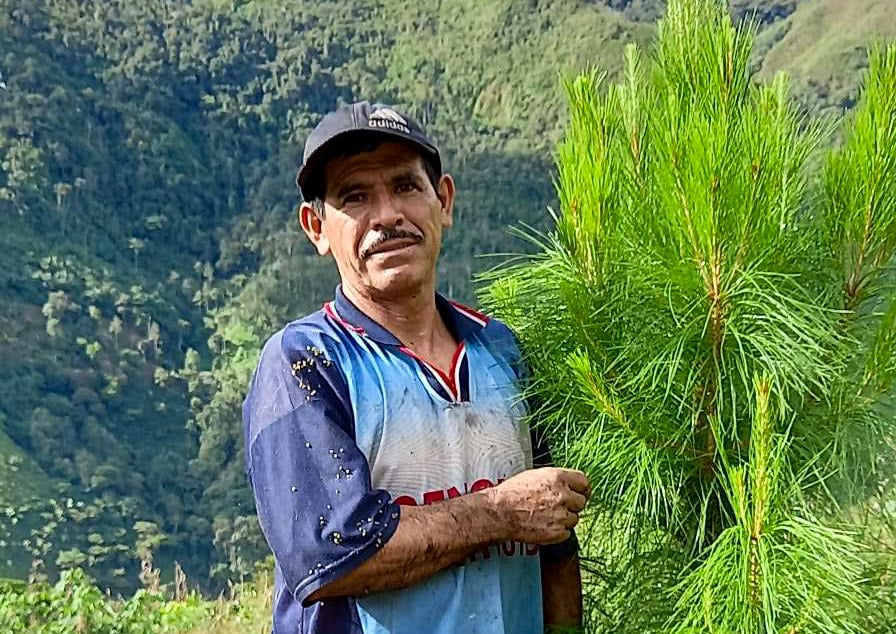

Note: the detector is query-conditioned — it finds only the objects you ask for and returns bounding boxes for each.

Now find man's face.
[302,141,454,300]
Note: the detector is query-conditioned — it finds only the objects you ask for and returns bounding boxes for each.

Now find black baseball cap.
[296,101,441,201]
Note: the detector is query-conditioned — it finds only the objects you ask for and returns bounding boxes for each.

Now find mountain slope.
[596,0,896,111]
[0,428,54,578]
[758,0,896,109]
[0,0,651,588]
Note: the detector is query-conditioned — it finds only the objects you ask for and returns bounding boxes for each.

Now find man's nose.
[369,191,404,229]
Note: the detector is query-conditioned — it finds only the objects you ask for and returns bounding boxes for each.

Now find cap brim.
[297,128,440,201]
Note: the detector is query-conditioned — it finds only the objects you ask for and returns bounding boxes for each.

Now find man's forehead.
[324,142,426,190]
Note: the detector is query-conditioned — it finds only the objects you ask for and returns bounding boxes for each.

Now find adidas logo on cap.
[368,107,410,133]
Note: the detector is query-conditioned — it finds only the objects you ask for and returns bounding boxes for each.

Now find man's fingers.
[557,469,591,498]
[545,528,572,545]
[562,511,579,529]
[564,490,588,513]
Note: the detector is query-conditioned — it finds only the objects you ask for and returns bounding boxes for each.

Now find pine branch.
[481,1,896,630]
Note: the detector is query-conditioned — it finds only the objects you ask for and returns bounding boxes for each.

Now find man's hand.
[489,467,591,544]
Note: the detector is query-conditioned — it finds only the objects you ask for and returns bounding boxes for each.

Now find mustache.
[360,227,423,259]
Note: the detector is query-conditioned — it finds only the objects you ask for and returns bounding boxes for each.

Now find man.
[243,101,590,634]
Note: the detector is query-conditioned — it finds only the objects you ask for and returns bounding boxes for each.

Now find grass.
[182,571,272,634]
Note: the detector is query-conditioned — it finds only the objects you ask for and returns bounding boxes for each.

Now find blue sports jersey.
[243,286,573,634]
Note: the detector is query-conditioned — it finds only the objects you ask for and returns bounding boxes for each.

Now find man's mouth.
[361,234,422,259]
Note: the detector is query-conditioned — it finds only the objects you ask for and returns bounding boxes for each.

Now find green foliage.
[0,568,209,634]
[483,1,896,631]
[0,558,275,634]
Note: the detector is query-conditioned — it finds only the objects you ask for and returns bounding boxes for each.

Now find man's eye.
[342,192,365,205]
[397,182,419,193]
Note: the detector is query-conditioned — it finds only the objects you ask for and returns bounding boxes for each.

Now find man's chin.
[364,264,429,297]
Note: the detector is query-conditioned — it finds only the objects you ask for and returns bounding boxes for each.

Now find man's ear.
[298,202,331,256]
[437,174,456,229]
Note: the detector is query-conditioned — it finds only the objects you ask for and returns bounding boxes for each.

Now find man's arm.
[541,551,583,632]
[307,467,589,603]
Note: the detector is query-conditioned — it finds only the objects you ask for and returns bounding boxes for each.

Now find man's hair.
[305,134,441,218]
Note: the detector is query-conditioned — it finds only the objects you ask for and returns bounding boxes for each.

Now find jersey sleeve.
[243,324,400,605]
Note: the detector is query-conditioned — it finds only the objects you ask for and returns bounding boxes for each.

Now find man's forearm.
[306,489,503,603]
[305,466,589,605]
[541,552,582,632]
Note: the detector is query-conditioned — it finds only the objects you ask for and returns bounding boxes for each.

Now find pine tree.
[483,1,896,632]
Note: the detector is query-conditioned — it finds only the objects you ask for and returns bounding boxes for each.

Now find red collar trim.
[323,301,365,335]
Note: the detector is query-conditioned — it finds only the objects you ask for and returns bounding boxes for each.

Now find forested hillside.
[1,0,894,597]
